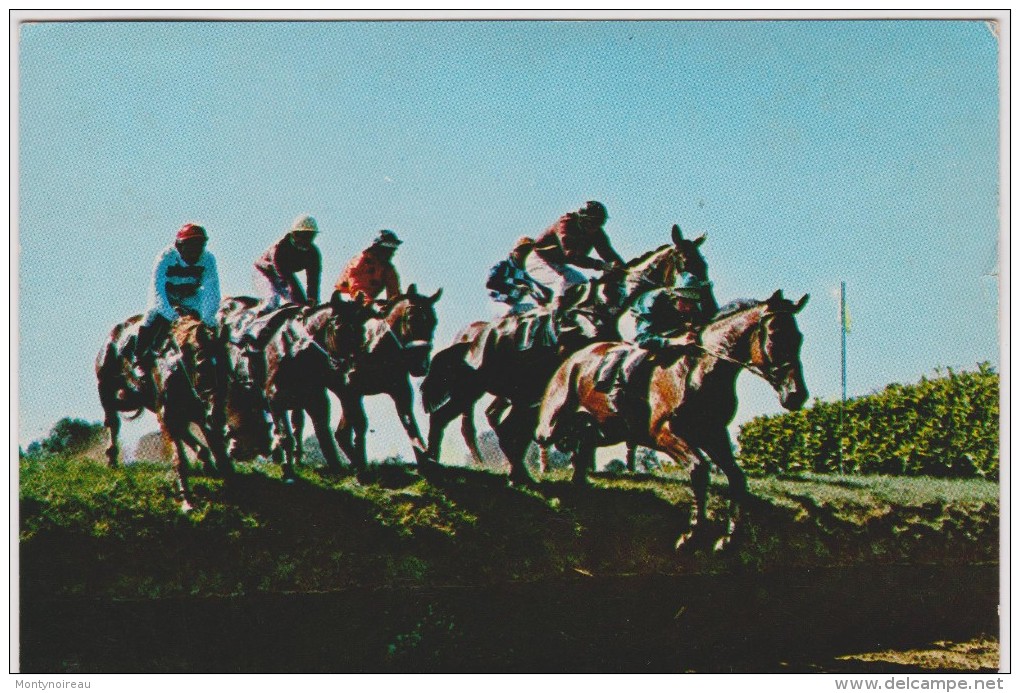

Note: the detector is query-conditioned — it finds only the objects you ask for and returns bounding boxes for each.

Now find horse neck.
[364,302,406,355]
[302,306,332,341]
[698,304,767,374]
[620,245,675,301]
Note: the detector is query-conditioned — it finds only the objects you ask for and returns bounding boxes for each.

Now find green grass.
[19,456,999,600]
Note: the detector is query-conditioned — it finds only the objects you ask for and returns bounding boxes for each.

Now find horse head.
[380,283,442,376]
[750,291,810,411]
[168,315,225,402]
[614,225,714,313]
[324,290,380,363]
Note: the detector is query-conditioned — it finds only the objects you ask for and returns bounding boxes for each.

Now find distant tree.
[301,435,328,468]
[606,459,627,474]
[633,447,664,472]
[23,418,105,458]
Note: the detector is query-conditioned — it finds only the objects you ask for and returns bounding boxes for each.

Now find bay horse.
[422,224,713,483]
[330,284,442,475]
[96,314,232,509]
[217,292,376,480]
[534,291,809,551]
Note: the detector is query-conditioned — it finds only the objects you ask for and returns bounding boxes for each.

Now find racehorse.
[422,224,712,483]
[96,314,232,509]
[217,292,376,480]
[535,291,809,551]
[330,284,442,474]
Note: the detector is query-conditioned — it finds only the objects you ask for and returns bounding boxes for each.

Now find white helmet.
[290,214,318,234]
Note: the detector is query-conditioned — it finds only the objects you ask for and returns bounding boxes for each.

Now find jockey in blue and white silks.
[134,222,221,367]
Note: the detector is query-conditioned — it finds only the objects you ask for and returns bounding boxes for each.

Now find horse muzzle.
[778,373,808,410]
[405,341,433,377]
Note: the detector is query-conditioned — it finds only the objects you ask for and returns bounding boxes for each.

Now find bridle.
[695,309,798,389]
[377,300,434,353]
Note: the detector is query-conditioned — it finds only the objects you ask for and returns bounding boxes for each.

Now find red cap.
[176,223,207,242]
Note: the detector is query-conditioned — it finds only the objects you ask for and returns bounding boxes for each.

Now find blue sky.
[16,19,1001,463]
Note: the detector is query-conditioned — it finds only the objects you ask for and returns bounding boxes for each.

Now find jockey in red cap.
[132,222,221,371]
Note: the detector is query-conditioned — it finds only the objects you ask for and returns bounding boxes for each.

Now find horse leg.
[201,400,234,478]
[306,388,344,473]
[460,401,484,466]
[494,404,538,486]
[626,444,638,473]
[538,444,551,476]
[102,405,122,468]
[269,402,297,482]
[572,435,597,487]
[335,395,367,474]
[390,379,428,466]
[178,424,215,475]
[698,428,747,553]
[674,454,711,552]
[425,396,468,471]
[651,422,707,552]
[484,396,510,431]
[291,409,305,467]
[171,437,194,512]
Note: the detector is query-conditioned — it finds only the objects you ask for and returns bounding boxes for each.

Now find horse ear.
[693,233,707,247]
[794,294,810,313]
[330,290,346,311]
[407,283,418,296]
[671,224,683,245]
[768,290,784,304]
[429,287,443,304]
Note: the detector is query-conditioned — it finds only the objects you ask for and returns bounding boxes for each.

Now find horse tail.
[535,353,582,446]
[421,342,470,414]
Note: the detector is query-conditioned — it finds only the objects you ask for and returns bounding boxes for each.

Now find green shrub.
[22,418,105,459]
[738,363,999,479]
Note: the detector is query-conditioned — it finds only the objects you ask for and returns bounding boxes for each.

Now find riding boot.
[132,317,169,378]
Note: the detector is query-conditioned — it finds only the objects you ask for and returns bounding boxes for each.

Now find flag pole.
[839,281,847,474]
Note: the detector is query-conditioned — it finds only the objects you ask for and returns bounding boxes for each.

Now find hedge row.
[736,363,999,479]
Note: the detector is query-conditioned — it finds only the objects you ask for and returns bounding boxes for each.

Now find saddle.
[235,304,307,352]
[464,308,558,370]
[594,344,649,396]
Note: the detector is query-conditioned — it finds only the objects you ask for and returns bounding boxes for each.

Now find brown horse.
[96,314,232,509]
[330,284,442,474]
[218,292,376,480]
[535,291,809,550]
[422,224,713,483]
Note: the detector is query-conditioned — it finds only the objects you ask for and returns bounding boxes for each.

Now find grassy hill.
[19,455,999,600]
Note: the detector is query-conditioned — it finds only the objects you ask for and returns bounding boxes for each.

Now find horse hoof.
[180,500,193,513]
[284,477,296,486]
[507,474,534,488]
[713,536,734,553]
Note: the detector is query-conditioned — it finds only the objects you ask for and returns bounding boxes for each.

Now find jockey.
[487,236,554,315]
[253,214,322,313]
[628,272,711,351]
[134,222,221,370]
[334,229,402,301]
[525,200,625,300]
[599,272,711,407]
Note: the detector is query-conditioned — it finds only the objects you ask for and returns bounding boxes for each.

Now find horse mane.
[713,298,761,321]
[625,244,672,268]
[170,315,210,351]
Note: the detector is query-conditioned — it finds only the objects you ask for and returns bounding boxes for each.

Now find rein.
[694,310,794,386]
[373,305,433,353]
